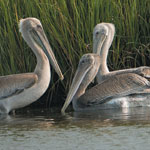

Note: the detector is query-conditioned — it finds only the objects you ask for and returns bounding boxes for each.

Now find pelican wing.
[0,73,38,100]
[79,73,150,106]
[105,66,150,80]
[138,66,150,78]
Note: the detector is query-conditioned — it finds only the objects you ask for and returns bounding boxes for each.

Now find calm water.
[1,107,150,150]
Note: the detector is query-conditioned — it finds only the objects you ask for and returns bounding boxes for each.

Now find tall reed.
[0,0,149,107]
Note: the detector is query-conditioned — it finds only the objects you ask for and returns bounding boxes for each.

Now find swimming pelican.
[61,53,150,113]
[93,23,150,83]
[0,17,64,114]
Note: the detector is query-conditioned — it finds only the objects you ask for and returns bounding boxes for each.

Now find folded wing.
[79,73,150,106]
[0,73,38,100]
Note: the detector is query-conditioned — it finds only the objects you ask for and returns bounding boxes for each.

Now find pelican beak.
[61,60,92,113]
[30,28,64,80]
[93,33,107,54]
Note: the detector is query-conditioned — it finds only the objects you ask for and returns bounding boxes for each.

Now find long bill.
[61,62,93,113]
[93,33,107,55]
[30,28,64,80]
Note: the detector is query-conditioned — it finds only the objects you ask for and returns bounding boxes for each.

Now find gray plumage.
[78,73,150,107]
[0,73,37,99]
[61,54,150,113]
[61,23,150,113]
[93,23,150,84]
[0,18,63,114]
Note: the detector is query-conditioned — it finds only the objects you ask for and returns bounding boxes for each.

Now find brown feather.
[78,73,150,107]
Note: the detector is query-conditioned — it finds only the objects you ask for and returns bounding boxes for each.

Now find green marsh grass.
[0,0,149,107]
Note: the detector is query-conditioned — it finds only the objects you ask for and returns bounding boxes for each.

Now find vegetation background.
[0,0,149,108]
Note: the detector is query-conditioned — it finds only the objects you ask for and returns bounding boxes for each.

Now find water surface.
[1,107,150,150]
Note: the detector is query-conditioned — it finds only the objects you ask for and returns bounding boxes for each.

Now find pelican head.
[19,18,64,80]
[61,53,100,113]
[93,23,115,55]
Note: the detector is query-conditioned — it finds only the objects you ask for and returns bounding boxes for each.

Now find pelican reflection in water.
[0,18,63,114]
[61,53,150,113]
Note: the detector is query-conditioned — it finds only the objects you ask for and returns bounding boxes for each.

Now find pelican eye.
[36,24,42,29]
[81,60,85,64]
[79,59,86,65]
[95,31,99,35]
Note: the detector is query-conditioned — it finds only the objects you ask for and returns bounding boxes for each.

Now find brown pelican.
[93,23,150,83]
[0,17,64,114]
[61,53,150,113]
